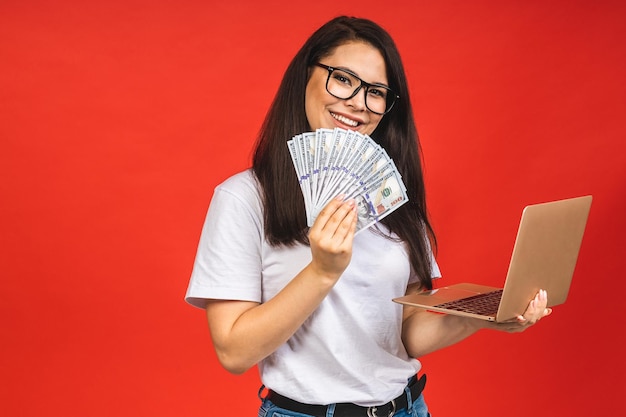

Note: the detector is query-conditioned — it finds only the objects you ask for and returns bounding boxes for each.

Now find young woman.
[186,16,551,417]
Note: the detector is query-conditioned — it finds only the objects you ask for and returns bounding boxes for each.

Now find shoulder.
[217,169,259,193]
[214,169,261,203]
[209,169,263,223]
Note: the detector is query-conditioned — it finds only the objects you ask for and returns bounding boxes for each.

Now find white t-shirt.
[185,170,440,406]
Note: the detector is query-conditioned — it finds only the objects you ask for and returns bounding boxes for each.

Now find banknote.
[288,128,408,233]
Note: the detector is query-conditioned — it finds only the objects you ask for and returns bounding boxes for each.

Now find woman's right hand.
[308,194,358,283]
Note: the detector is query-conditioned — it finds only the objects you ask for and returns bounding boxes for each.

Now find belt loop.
[326,403,336,417]
[404,380,414,413]
[258,385,267,401]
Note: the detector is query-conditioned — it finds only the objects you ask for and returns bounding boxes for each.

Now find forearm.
[401,309,485,358]
[206,262,338,374]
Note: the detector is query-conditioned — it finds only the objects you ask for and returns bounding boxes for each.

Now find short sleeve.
[185,172,264,309]
[430,248,441,279]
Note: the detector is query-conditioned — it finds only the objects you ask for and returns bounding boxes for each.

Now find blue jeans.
[258,389,431,417]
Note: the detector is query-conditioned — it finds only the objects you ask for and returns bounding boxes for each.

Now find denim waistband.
[261,374,426,417]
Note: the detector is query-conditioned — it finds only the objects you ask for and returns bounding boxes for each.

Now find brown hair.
[252,16,437,289]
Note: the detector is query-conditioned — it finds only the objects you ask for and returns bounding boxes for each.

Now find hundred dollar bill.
[314,129,356,216]
[353,168,409,233]
[287,135,311,222]
[288,128,408,231]
[313,128,334,207]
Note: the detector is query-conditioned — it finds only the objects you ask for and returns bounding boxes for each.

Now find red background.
[1,1,625,416]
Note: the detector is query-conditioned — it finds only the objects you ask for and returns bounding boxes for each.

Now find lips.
[330,112,361,128]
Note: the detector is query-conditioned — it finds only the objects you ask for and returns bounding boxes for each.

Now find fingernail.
[335,194,345,201]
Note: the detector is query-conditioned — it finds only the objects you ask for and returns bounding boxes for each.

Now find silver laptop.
[393,195,592,322]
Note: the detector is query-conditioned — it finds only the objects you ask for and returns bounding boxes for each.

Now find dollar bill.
[287,128,408,233]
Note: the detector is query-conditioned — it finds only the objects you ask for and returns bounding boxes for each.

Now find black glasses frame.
[315,63,399,115]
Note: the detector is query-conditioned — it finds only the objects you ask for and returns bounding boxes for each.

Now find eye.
[368,87,388,99]
[332,71,353,86]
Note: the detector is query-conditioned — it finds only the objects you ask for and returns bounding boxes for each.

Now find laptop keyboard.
[434,289,503,316]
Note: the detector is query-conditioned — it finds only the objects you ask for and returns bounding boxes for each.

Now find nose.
[344,86,367,111]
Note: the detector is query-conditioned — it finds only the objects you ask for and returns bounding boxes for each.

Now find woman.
[186,16,551,417]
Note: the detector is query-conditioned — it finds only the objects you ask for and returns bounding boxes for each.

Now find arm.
[401,284,553,358]
[206,196,357,374]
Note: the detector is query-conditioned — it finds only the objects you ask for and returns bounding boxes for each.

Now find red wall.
[2,1,624,416]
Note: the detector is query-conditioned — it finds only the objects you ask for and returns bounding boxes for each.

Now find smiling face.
[305,41,388,136]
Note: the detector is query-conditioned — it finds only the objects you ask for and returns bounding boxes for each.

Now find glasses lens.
[365,84,394,115]
[326,68,395,115]
[326,69,359,99]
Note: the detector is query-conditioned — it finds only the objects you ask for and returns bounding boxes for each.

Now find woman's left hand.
[489,289,552,333]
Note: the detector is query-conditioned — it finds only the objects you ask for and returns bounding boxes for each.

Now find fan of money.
[287,128,409,234]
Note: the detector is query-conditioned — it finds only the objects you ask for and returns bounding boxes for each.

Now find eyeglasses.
[315,63,399,115]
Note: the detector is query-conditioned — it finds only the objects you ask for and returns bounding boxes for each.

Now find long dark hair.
[252,16,437,289]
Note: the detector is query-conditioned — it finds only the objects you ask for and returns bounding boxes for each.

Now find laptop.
[393,195,592,322]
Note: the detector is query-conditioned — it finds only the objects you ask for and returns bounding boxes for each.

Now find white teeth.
[331,112,359,127]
